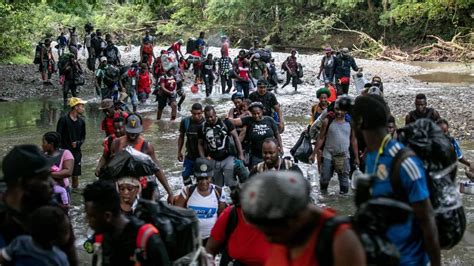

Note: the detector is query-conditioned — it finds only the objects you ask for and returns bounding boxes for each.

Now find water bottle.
[351,166,363,190]
[222,186,233,205]
[306,165,318,187]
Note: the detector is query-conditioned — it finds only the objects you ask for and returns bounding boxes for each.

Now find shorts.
[157,91,177,110]
[71,150,82,176]
[182,158,195,178]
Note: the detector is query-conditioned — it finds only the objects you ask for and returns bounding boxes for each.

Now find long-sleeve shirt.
[334,55,358,78]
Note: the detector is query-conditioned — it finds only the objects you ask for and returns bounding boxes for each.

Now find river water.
[0,54,472,264]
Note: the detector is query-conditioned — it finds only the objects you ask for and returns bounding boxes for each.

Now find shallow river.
[0,56,472,265]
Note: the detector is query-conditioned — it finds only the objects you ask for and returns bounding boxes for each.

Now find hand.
[309,154,316,164]
[72,142,77,149]
[178,152,184,162]
[354,158,360,168]
[167,194,175,205]
[94,168,101,177]
[239,154,245,161]
[278,122,285,134]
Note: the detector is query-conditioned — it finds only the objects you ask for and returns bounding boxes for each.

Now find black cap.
[2,145,55,186]
[193,158,213,179]
[257,79,268,87]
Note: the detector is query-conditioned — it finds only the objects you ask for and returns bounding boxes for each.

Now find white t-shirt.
[181,184,224,238]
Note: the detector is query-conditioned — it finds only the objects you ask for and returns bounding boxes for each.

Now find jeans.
[235,80,250,99]
[220,74,232,93]
[211,156,236,187]
[320,157,350,192]
[182,158,195,186]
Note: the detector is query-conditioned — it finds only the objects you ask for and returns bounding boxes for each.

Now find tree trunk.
[367,0,374,13]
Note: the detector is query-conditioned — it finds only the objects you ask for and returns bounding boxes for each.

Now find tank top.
[185,185,220,238]
[323,120,351,160]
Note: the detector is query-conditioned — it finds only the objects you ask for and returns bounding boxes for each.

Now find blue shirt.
[365,139,429,266]
[451,138,463,160]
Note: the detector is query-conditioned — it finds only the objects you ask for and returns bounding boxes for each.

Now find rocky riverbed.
[0,46,472,140]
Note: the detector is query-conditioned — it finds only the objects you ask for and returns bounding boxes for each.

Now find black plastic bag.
[290,131,313,164]
[99,147,159,179]
[397,118,466,249]
[134,199,200,262]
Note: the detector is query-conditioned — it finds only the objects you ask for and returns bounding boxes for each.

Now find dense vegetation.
[0,0,472,63]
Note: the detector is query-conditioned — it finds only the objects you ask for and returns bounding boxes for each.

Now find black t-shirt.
[94,217,169,266]
[202,59,216,75]
[198,119,235,160]
[56,113,86,152]
[248,92,279,117]
[241,116,278,158]
[179,116,205,160]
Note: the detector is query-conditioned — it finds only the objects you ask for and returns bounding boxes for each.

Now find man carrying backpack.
[309,101,359,194]
[281,49,299,91]
[83,180,170,266]
[317,47,336,83]
[352,95,440,266]
[68,27,79,59]
[198,105,244,187]
[250,138,302,176]
[405,93,441,125]
[56,32,67,57]
[240,171,366,266]
[105,38,121,66]
[334,48,359,95]
[91,30,107,60]
[95,117,126,177]
[178,103,205,186]
[61,55,83,105]
[96,57,120,100]
[140,39,155,69]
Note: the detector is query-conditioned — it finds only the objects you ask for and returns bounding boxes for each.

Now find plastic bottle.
[306,165,318,187]
[222,186,233,205]
[351,166,363,190]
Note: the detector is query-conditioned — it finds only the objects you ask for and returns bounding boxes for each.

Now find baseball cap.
[324,47,332,52]
[193,158,213,179]
[253,53,261,59]
[69,97,87,108]
[257,79,268,87]
[231,92,244,101]
[125,114,143,134]
[341,47,350,54]
[99,99,114,110]
[100,56,107,63]
[1,145,56,186]
[248,102,264,111]
[240,171,310,221]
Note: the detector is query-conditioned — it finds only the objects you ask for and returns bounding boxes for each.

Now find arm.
[146,143,174,204]
[160,80,172,95]
[274,103,284,133]
[217,201,226,215]
[412,200,440,266]
[173,188,188,208]
[405,114,411,125]
[51,159,74,180]
[198,138,206,158]
[230,128,244,160]
[351,58,359,72]
[227,117,243,127]
[177,131,185,162]
[350,127,359,166]
[310,119,328,163]
[205,237,222,257]
[239,126,247,143]
[317,58,324,78]
[333,229,366,266]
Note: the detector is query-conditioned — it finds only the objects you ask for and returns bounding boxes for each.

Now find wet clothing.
[241,116,279,161]
[264,209,350,266]
[157,75,177,110]
[322,120,351,160]
[56,113,86,176]
[406,108,440,125]
[91,217,169,266]
[179,116,205,160]
[210,206,270,266]
[248,92,279,117]
[1,235,69,266]
[365,139,430,265]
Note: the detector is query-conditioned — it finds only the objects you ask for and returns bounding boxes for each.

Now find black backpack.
[33,43,42,64]
[57,53,74,75]
[134,199,200,262]
[202,119,236,158]
[316,198,413,266]
[186,38,197,54]
[297,63,304,78]
[394,119,466,249]
[105,45,118,64]
[103,65,120,87]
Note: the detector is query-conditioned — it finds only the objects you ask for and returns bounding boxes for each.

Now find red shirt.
[101,111,128,137]
[264,209,350,266]
[211,206,270,266]
[159,76,177,92]
[170,42,182,54]
[137,71,151,94]
[237,59,250,81]
[221,41,229,57]
[102,134,116,155]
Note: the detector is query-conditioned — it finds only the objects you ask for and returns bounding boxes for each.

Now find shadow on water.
[0,92,472,265]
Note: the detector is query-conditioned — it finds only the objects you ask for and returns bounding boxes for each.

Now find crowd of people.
[3,24,474,266]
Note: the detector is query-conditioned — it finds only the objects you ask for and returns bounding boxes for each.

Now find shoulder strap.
[184,117,191,133]
[140,140,148,153]
[425,108,434,120]
[135,223,159,261]
[53,149,65,167]
[225,206,238,240]
[213,185,222,200]
[389,147,416,201]
[184,184,198,207]
[316,215,351,266]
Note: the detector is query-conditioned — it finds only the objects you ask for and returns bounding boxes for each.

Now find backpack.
[184,184,222,206]
[104,65,120,87]
[33,43,42,64]
[58,53,74,75]
[134,199,200,261]
[105,45,118,64]
[202,120,236,157]
[92,223,159,265]
[186,38,197,54]
[316,198,413,266]
[290,131,313,164]
[297,63,303,78]
[255,48,272,63]
[394,119,466,250]
[86,57,95,71]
